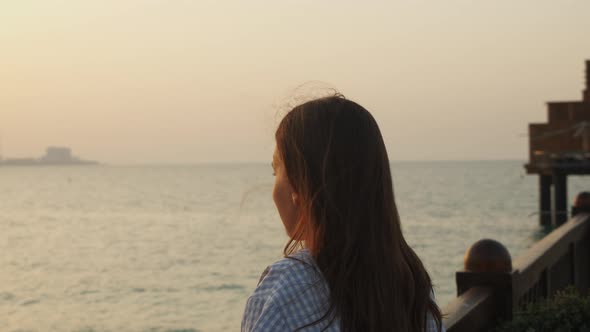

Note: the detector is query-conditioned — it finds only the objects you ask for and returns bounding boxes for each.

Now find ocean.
[1,161,588,331]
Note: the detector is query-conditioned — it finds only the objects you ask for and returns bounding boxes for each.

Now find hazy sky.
[2,0,589,164]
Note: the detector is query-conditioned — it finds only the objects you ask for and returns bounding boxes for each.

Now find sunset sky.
[1,0,589,164]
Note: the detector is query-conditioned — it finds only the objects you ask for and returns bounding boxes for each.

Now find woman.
[242,95,444,331]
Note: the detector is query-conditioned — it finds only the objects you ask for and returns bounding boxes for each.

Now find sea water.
[1,161,589,331]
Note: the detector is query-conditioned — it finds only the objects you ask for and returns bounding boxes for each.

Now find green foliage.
[492,286,590,332]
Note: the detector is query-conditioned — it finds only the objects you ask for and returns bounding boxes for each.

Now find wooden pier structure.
[525,60,590,226]
[525,60,590,225]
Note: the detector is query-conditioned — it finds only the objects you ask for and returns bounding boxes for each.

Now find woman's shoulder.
[252,249,325,301]
[243,250,334,331]
[268,249,316,275]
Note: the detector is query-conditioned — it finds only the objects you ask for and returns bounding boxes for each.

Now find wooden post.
[571,192,590,291]
[553,172,568,226]
[540,175,552,226]
[456,239,514,325]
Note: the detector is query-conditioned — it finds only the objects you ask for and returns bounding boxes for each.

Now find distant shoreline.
[0,160,100,167]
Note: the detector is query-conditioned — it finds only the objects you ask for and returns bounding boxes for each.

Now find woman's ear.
[291,192,299,205]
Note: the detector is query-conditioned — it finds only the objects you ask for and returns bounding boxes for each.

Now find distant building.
[526,60,590,173]
[40,147,75,163]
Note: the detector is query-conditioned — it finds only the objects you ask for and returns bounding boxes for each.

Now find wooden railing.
[442,212,590,332]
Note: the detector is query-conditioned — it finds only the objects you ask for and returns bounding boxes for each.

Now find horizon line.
[99,158,528,166]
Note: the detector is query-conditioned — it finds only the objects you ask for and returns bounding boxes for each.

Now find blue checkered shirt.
[241,249,445,331]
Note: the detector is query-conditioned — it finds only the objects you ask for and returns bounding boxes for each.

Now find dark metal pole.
[584,60,589,101]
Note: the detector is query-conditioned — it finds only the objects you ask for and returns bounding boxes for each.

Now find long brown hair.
[275,95,443,332]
